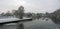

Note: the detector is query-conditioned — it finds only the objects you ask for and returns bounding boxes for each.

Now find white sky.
[0,0,60,13]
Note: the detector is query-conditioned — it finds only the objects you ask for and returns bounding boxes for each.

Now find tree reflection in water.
[51,17,60,25]
[16,22,24,29]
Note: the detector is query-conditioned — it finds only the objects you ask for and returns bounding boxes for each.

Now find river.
[0,17,60,29]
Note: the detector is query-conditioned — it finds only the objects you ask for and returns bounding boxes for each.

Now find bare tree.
[18,6,24,19]
[14,6,24,19]
[14,6,24,29]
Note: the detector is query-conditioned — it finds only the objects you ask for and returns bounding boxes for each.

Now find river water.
[0,18,60,29]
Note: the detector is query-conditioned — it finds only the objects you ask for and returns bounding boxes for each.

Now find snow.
[0,18,20,23]
[0,17,31,23]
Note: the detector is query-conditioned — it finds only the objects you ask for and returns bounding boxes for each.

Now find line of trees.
[0,6,48,19]
[12,6,44,19]
[0,5,60,20]
[0,11,13,17]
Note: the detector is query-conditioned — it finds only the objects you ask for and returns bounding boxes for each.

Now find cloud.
[22,0,60,13]
[0,0,17,12]
[0,0,60,13]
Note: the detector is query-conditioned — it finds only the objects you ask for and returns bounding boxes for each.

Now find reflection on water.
[24,18,56,29]
[0,18,60,29]
[51,18,60,25]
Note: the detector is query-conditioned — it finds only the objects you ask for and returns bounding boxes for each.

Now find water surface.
[0,18,60,29]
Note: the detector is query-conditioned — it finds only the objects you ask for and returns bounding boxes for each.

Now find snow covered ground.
[0,18,20,23]
[0,17,31,23]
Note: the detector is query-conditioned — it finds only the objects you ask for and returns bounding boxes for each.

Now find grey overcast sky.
[0,0,60,13]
